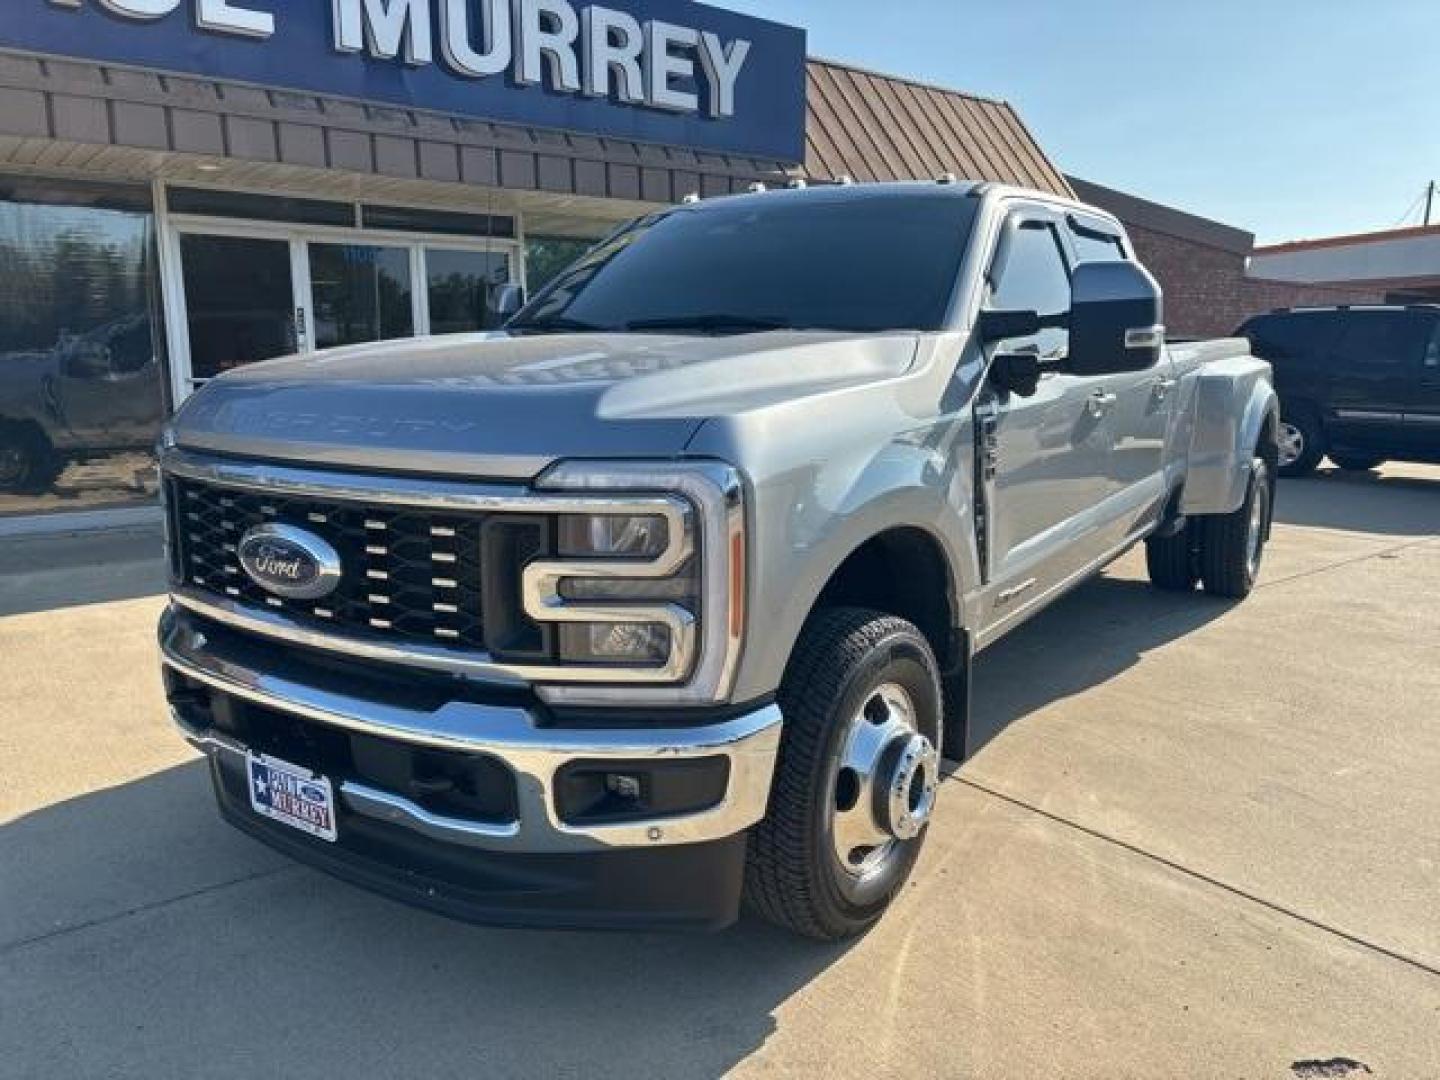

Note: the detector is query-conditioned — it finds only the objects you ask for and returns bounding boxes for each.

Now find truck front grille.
[172,478,486,651]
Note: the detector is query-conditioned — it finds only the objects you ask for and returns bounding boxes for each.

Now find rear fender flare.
[1178,361,1279,517]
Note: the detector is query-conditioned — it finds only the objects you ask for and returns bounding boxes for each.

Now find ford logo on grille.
[237,524,342,601]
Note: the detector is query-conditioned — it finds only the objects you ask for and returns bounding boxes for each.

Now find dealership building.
[0,0,1346,529]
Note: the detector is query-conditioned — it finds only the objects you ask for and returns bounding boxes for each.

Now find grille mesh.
[174,478,485,650]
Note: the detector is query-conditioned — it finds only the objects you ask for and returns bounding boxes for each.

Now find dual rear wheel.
[1145,457,1273,599]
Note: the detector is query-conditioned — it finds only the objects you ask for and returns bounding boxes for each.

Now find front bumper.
[159,606,781,929]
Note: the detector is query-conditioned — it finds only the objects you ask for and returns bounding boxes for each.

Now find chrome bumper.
[159,607,781,854]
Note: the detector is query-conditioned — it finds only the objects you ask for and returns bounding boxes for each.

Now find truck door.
[1324,310,1426,451]
[978,214,1116,626]
[1065,221,1172,540]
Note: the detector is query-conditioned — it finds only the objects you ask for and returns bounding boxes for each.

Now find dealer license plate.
[247,752,338,843]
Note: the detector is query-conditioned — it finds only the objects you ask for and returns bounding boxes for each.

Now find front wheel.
[1199,458,1272,599]
[745,608,943,940]
[1277,407,1325,478]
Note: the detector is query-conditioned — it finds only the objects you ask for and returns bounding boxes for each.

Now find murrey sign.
[9,0,807,160]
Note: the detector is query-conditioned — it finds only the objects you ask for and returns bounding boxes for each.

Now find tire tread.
[744,607,935,940]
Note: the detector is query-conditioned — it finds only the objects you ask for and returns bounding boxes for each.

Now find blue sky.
[719,0,1440,244]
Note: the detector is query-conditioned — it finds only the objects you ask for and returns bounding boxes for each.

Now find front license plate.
[247,752,338,843]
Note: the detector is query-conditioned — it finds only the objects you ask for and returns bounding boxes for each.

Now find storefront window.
[0,181,165,518]
[180,234,296,379]
[426,249,511,334]
[310,243,414,350]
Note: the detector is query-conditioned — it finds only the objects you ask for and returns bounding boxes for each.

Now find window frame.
[983,209,1075,361]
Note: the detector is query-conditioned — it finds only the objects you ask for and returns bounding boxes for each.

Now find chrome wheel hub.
[831,683,939,878]
[1277,422,1304,468]
[1246,464,1268,577]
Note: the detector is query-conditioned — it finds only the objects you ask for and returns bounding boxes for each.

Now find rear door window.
[1329,313,1431,369]
[1071,231,1127,264]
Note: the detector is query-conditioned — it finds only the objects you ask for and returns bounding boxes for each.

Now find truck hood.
[172,330,920,480]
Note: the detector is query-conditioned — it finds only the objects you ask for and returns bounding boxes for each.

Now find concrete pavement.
[2,464,1438,1079]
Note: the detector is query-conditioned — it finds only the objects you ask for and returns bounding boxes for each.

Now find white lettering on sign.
[514,0,581,94]
[581,6,644,105]
[47,0,753,119]
[333,0,433,66]
[196,0,273,38]
[439,0,511,79]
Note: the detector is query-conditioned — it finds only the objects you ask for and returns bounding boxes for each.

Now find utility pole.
[1427,180,1436,227]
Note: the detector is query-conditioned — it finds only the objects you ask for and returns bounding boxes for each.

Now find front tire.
[1199,458,1272,599]
[745,608,943,940]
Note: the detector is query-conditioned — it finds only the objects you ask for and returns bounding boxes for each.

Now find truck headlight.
[559,514,668,559]
[525,462,746,707]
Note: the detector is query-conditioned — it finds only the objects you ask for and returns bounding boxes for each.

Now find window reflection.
[311,243,414,350]
[0,194,165,516]
[426,249,511,335]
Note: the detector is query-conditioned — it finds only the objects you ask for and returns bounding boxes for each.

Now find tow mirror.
[977,308,1041,343]
[493,283,526,322]
[1068,261,1164,376]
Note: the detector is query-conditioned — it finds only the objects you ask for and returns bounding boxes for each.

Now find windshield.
[511,193,978,335]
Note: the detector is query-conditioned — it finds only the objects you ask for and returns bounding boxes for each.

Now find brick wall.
[1123,224,1387,338]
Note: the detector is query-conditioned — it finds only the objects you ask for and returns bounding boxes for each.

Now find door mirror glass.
[494,283,526,322]
[1068,261,1164,376]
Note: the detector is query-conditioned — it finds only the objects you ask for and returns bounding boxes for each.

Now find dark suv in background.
[1237,305,1440,477]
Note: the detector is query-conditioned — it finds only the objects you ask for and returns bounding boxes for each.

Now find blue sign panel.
[4,1,807,162]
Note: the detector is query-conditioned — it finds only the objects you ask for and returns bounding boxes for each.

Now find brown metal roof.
[0,48,1071,207]
[801,59,1072,196]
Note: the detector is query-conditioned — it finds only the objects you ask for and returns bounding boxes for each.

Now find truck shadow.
[1273,465,1440,538]
[2,762,855,1080]
[964,571,1235,757]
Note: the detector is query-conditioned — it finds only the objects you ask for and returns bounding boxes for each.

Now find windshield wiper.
[505,316,612,335]
[622,314,794,334]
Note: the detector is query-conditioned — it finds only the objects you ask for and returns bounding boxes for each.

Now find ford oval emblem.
[236,524,342,601]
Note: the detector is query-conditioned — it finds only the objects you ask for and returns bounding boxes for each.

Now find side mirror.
[978,308,1041,343]
[493,283,526,322]
[1068,261,1165,376]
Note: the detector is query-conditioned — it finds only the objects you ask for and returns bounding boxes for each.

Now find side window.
[1071,231,1126,264]
[988,220,1071,360]
[1330,314,1430,369]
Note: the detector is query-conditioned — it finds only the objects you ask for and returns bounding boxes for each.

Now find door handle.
[1152,377,1178,402]
[1086,390,1118,418]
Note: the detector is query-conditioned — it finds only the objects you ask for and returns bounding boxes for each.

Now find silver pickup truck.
[158,181,1278,939]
